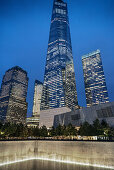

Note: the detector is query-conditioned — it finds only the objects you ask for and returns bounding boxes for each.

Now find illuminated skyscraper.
[33,80,43,117]
[26,80,43,127]
[0,66,28,124]
[41,0,78,110]
[82,50,109,107]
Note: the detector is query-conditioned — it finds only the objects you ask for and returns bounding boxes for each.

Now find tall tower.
[32,80,43,118]
[0,66,28,124]
[26,80,43,127]
[82,50,109,107]
[41,0,78,110]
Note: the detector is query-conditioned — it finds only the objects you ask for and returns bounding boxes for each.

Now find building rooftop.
[35,80,43,85]
[7,66,27,75]
[82,49,100,60]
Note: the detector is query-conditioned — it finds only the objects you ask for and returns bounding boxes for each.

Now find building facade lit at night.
[82,50,109,107]
[0,66,28,124]
[32,80,43,117]
[27,80,43,127]
[41,0,78,110]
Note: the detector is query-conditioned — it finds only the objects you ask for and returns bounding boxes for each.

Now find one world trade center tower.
[41,0,78,110]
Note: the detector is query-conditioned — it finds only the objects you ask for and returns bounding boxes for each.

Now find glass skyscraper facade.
[41,0,78,110]
[0,66,28,124]
[82,50,109,107]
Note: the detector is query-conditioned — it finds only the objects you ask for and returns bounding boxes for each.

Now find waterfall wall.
[0,141,114,168]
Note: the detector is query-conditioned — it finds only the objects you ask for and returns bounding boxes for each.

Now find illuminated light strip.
[82,49,100,59]
[48,39,70,46]
[0,157,114,169]
[51,18,69,25]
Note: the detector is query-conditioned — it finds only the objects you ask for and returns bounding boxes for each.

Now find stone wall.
[54,102,114,128]
[40,107,71,129]
[0,141,114,168]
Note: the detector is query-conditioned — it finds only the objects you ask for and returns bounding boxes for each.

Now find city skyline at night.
[0,0,114,116]
[0,2,114,168]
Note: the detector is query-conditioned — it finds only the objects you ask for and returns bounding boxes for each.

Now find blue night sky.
[0,0,114,117]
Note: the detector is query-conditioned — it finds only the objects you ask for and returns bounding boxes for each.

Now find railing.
[0,136,114,141]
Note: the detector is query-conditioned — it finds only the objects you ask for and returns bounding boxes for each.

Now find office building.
[0,66,28,124]
[27,80,43,127]
[82,50,109,107]
[33,80,43,117]
[41,0,78,110]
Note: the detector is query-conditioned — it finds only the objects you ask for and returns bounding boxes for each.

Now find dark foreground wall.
[0,141,114,168]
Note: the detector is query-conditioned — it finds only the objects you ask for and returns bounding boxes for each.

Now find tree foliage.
[0,119,113,139]
[79,119,114,137]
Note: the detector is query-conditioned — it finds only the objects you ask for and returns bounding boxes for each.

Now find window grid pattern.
[41,0,78,110]
[0,66,28,124]
[82,50,109,107]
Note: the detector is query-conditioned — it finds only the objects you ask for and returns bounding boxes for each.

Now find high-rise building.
[41,0,78,110]
[32,80,43,117]
[26,80,43,127]
[0,66,28,124]
[82,50,109,107]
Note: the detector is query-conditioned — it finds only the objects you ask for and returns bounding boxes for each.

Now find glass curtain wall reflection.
[41,0,78,110]
[82,50,109,107]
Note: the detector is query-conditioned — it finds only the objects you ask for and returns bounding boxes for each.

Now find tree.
[101,120,109,128]
[79,122,94,136]
[108,127,114,139]
[50,126,56,137]
[16,123,24,137]
[28,127,33,137]
[0,122,3,129]
[33,127,40,137]
[40,126,48,137]
[93,119,101,129]
[66,124,77,136]
[93,119,103,136]
[55,124,63,136]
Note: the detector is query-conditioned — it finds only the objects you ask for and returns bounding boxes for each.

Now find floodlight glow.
[0,157,114,169]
